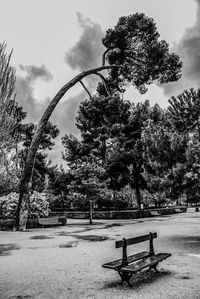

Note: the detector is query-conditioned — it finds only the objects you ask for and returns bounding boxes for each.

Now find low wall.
[51,206,187,220]
[0,207,187,230]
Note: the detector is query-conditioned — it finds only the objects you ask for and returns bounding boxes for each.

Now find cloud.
[161,0,200,97]
[15,64,53,123]
[65,12,105,71]
[19,64,53,82]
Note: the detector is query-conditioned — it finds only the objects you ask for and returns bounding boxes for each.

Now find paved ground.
[0,209,200,299]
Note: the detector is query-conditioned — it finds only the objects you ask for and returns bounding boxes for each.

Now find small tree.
[0,43,26,196]
[0,43,26,153]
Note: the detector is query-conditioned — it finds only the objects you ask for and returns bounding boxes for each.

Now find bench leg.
[150,263,159,273]
[117,270,133,287]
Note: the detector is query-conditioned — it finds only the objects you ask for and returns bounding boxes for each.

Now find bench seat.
[102,251,149,270]
[120,253,171,274]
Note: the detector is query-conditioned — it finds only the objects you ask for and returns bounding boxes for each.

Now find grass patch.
[30,235,54,240]
[0,244,20,256]
[71,234,109,241]
[57,228,92,236]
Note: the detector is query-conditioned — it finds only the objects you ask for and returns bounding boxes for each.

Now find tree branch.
[95,72,111,96]
[80,80,92,99]
[102,47,146,67]
[102,49,110,66]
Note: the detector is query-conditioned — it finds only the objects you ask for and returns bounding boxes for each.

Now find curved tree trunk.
[15,65,121,231]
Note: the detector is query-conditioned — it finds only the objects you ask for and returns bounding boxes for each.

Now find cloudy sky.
[0,0,199,165]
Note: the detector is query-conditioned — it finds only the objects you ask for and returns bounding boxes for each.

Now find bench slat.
[102,251,149,270]
[120,253,171,274]
[116,232,157,248]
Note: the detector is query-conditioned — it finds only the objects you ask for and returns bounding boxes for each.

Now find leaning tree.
[15,13,182,230]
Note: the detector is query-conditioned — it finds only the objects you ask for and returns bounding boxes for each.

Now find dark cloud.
[161,0,200,97]
[65,12,105,71]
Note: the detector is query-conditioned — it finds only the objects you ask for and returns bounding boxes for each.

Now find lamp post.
[89,200,93,225]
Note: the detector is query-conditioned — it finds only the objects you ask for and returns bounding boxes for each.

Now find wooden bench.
[175,208,183,213]
[150,210,161,217]
[71,213,85,219]
[38,216,67,228]
[102,232,171,286]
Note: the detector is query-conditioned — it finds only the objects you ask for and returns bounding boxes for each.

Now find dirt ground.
[0,209,200,299]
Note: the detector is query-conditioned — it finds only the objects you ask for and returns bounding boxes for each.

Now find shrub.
[0,191,51,219]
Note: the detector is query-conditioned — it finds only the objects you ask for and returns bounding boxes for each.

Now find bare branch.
[80,80,92,99]
[102,49,110,66]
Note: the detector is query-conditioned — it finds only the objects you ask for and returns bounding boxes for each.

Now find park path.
[0,210,200,298]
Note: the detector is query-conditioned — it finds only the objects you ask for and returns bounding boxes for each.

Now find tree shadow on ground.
[66,222,105,227]
[56,223,123,237]
[30,235,54,240]
[169,235,200,252]
[103,269,173,290]
[105,223,123,228]
[9,295,33,299]
[59,241,79,248]
[71,234,110,241]
[57,228,92,236]
[0,244,20,256]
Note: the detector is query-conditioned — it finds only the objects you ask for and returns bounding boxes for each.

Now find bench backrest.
[116,232,157,248]
[116,232,157,265]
